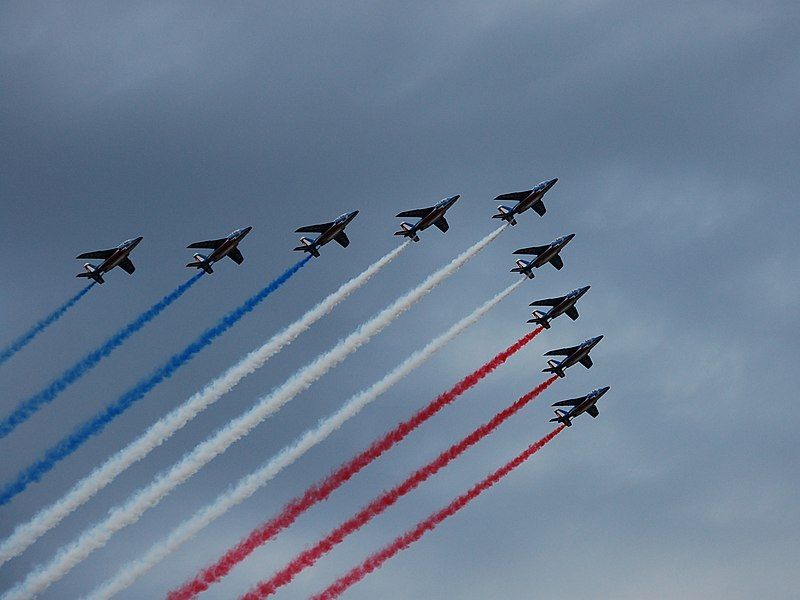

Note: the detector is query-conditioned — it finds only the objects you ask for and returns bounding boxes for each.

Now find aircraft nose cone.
[243,226,253,234]
[566,233,576,241]
[349,210,360,219]
[595,335,604,343]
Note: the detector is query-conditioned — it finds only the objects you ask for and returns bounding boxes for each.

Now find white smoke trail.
[5,226,505,600]
[86,278,522,599]
[0,244,408,569]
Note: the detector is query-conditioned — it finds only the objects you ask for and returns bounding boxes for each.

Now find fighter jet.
[492,178,558,225]
[511,234,575,279]
[75,236,143,284]
[394,195,460,242]
[186,226,252,274]
[528,285,591,329]
[294,210,359,258]
[550,386,610,427]
[542,335,604,378]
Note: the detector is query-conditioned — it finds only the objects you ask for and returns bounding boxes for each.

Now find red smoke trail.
[312,425,565,600]
[169,328,543,600]
[240,376,557,599]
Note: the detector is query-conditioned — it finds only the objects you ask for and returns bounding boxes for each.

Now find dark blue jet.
[542,335,604,378]
[394,195,460,242]
[550,386,610,427]
[511,234,575,279]
[528,285,591,329]
[186,226,253,274]
[294,211,359,258]
[492,178,558,225]
[76,236,143,284]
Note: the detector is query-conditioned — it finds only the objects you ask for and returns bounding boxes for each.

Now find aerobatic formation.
[0,177,613,599]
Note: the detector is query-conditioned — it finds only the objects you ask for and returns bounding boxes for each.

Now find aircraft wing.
[530,296,563,307]
[76,248,116,260]
[118,257,136,275]
[579,355,593,368]
[531,199,546,216]
[549,254,564,270]
[228,247,244,264]
[334,232,350,248]
[396,207,434,219]
[494,190,531,201]
[565,306,579,320]
[552,397,582,407]
[544,345,579,357]
[295,222,334,234]
[513,245,549,256]
[188,238,226,249]
[586,405,599,418]
[433,216,449,233]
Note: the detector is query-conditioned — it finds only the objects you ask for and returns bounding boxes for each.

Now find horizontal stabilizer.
[396,207,434,219]
[433,216,449,233]
[76,248,115,260]
[187,238,226,250]
[228,247,244,264]
[76,271,104,284]
[513,245,548,256]
[295,222,333,234]
[494,190,531,202]
[119,257,136,275]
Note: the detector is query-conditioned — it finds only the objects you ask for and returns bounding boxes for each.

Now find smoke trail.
[0,284,94,368]
[4,227,504,600]
[313,425,565,600]
[170,327,542,600]
[241,377,557,599]
[0,246,405,567]
[0,258,310,507]
[88,279,521,600]
[0,274,203,440]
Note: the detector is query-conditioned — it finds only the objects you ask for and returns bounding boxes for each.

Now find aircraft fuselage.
[205,227,252,265]
[96,237,142,274]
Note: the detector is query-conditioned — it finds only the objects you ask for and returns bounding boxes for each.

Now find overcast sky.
[1,2,799,598]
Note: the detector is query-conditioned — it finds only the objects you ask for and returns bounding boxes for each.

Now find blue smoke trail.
[0,273,204,440]
[0,257,310,506]
[0,284,94,368]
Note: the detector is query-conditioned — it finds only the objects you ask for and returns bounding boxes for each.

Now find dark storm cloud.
[1,1,798,598]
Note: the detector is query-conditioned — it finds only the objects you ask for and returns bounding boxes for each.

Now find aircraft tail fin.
[549,409,571,426]
[186,253,213,274]
[542,359,565,378]
[510,260,534,279]
[293,237,321,258]
[526,310,550,328]
[76,263,104,284]
[393,222,420,242]
[492,205,517,225]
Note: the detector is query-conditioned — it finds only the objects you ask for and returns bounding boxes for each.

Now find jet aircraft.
[394,195,460,242]
[186,226,253,274]
[75,236,143,284]
[294,211,359,258]
[528,285,590,329]
[511,234,575,279]
[492,178,558,225]
[542,335,603,378]
[550,386,610,426]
